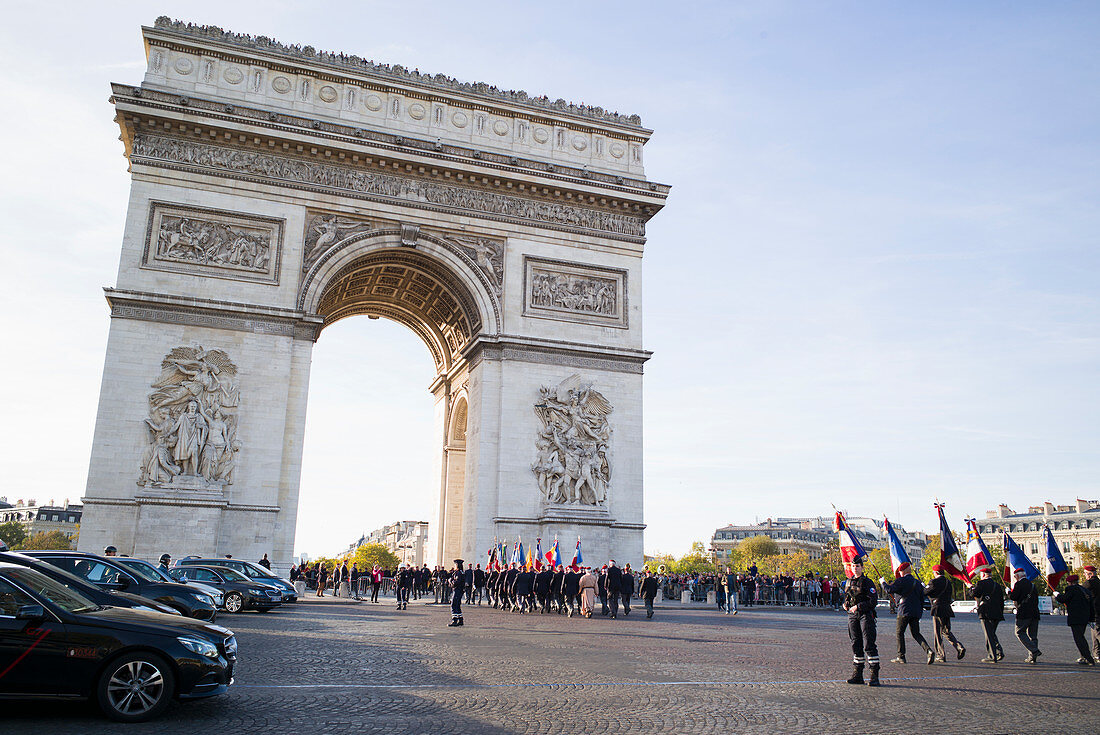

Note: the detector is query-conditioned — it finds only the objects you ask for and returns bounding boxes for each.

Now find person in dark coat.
[605,560,623,619]
[463,566,475,604]
[316,562,328,597]
[743,573,756,607]
[969,567,1005,663]
[620,564,635,616]
[396,564,414,610]
[843,559,880,687]
[925,565,965,661]
[1054,574,1096,665]
[881,563,934,664]
[597,566,609,616]
[563,566,581,617]
[551,565,567,613]
[640,568,659,619]
[350,562,361,599]
[535,566,554,613]
[1007,568,1041,663]
[503,563,519,611]
[486,567,499,607]
[1082,565,1100,662]
[448,559,466,627]
[473,564,486,605]
[513,566,535,613]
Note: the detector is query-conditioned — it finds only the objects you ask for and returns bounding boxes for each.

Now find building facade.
[341,520,430,567]
[978,499,1100,570]
[712,515,927,565]
[0,497,83,548]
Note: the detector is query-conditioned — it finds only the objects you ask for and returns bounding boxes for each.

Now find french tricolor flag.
[570,539,583,572]
[883,516,912,577]
[1043,526,1069,589]
[964,519,994,579]
[1002,531,1039,586]
[834,511,868,578]
[935,503,968,582]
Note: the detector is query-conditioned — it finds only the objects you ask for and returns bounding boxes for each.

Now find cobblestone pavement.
[2,597,1096,734]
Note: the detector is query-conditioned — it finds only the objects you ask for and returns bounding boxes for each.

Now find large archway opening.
[294,244,487,563]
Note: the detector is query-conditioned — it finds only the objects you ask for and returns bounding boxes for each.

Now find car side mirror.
[16,604,45,621]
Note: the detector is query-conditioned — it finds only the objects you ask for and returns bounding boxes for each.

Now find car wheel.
[224,591,244,613]
[96,652,175,723]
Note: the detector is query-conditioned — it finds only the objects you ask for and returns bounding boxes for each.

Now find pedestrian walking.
[970,568,1005,663]
[640,568,659,619]
[1007,568,1041,663]
[881,563,934,665]
[925,565,965,661]
[1054,574,1097,665]
[620,564,634,616]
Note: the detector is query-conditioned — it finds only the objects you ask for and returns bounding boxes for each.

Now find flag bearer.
[881,562,935,665]
[843,558,881,686]
[925,565,965,661]
[1007,567,1041,663]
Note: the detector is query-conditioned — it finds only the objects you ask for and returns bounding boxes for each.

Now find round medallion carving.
[533,127,550,144]
[222,66,244,85]
[492,120,509,136]
[318,85,338,103]
[364,94,383,111]
[572,135,588,151]
[271,76,292,94]
[452,111,468,128]
[173,57,194,75]
[408,103,427,120]
[609,143,626,159]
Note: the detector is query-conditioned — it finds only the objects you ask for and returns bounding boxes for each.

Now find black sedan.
[168,565,283,613]
[0,548,181,616]
[24,551,218,621]
[177,558,298,602]
[0,562,235,722]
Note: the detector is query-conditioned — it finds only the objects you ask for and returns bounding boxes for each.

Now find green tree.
[673,541,712,574]
[0,521,28,548]
[758,551,814,577]
[738,535,780,562]
[1074,541,1100,569]
[23,531,73,550]
[644,552,677,574]
[352,543,400,571]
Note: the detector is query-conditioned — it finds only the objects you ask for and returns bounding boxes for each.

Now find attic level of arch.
[112,84,669,215]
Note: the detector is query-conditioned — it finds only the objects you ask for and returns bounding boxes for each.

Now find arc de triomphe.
[79,19,667,572]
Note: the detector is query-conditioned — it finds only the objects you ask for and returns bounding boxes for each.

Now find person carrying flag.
[1053,574,1097,665]
[1007,567,1042,663]
[925,565,965,661]
[880,562,935,665]
[969,567,1005,662]
[842,558,881,687]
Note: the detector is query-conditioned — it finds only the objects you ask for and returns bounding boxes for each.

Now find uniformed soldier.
[396,563,413,610]
[880,562,934,664]
[1007,567,1041,663]
[448,559,466,627]
[969,568,1005,663]
[842,559,881,686]
[925,565,965,661]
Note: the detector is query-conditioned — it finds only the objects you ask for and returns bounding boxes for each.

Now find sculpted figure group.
[532,375,612,506]
[138,346,242,489]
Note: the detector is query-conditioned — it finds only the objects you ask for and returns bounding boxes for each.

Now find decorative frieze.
[143,202,283,284]
[523,256,627,328]
[301,211,372,273]
[130,134,646,240]
[533,375,613,508]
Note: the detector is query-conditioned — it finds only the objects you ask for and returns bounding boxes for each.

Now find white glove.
[878,577,886,585]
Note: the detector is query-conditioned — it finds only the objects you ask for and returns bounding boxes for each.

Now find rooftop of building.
[985,499,1099,520]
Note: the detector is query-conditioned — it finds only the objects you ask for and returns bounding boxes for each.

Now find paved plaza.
[2,597,1095,734]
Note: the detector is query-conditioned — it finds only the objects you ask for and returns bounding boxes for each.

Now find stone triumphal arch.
[79,19,667,572]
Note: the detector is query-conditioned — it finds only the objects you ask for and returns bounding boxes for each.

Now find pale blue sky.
[0,2,1096,557]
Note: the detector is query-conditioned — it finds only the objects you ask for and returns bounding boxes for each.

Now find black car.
[177,558,298,602]
[0,548,182,616]
[24,551,218,621]
[168,565,283,613]
[0,562,235,722]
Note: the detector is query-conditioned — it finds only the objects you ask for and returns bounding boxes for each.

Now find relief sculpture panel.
[137,346,241,491]
[532,375,612,508]
[142,202,283,284]
[524,256,626,328]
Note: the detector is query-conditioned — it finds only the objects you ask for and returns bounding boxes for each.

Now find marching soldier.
[1007,567,1041,663]
[843,559,881,686]
[880,562,934,664]
[969,568,1005,662]
[448,559,466,627]
[925,565,965,661]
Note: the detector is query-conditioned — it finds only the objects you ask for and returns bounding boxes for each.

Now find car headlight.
[192,593,215,607]
[248,588,266,596]
[177,636,219,659]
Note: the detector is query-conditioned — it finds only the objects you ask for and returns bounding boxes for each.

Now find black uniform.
[1008,577,1041,660]
[1084,574,1100,661]
[1054,582,1096,664]
[924,574,965,660]
[563,570,581,616]
[605,564,623,618]
[882,573,932,662]
[597,570,609,615]
[396,567,414,609]
[971,576,1005,661]
[620,570,635,616]
[843,573,879,684]
[514,570,535,612]
[449,561,466,626]
[551,568,567,613]
[640,573,659,618]
[535,569,554,613]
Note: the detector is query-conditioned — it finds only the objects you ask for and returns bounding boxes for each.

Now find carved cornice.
[129,134,647,242]
[105,288,324,341]
[150,17,647,130]
[492,514,644,530]
[112,84,669,199]
[466,335,651,375]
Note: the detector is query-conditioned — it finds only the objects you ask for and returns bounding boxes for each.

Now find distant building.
[711,514,928,566]
[978,499,1100,570]
[0,497,82,548]
[342,521,430,567]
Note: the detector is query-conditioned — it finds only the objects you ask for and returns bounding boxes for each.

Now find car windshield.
[5,567,100,614]
[115,558,169,583]
[216,567,252,583]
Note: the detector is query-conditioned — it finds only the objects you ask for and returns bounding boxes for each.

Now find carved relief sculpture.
[144,202,284,284]
[524,257,627,328]
[441,234,504,294]
[302,212,371,272]
[532,375,612,507]
[137,346,241,490]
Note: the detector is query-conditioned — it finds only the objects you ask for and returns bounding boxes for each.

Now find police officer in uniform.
[843,558,880,686]
[448,559,466,627]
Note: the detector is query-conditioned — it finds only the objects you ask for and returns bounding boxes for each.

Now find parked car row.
[0,538,236,722]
